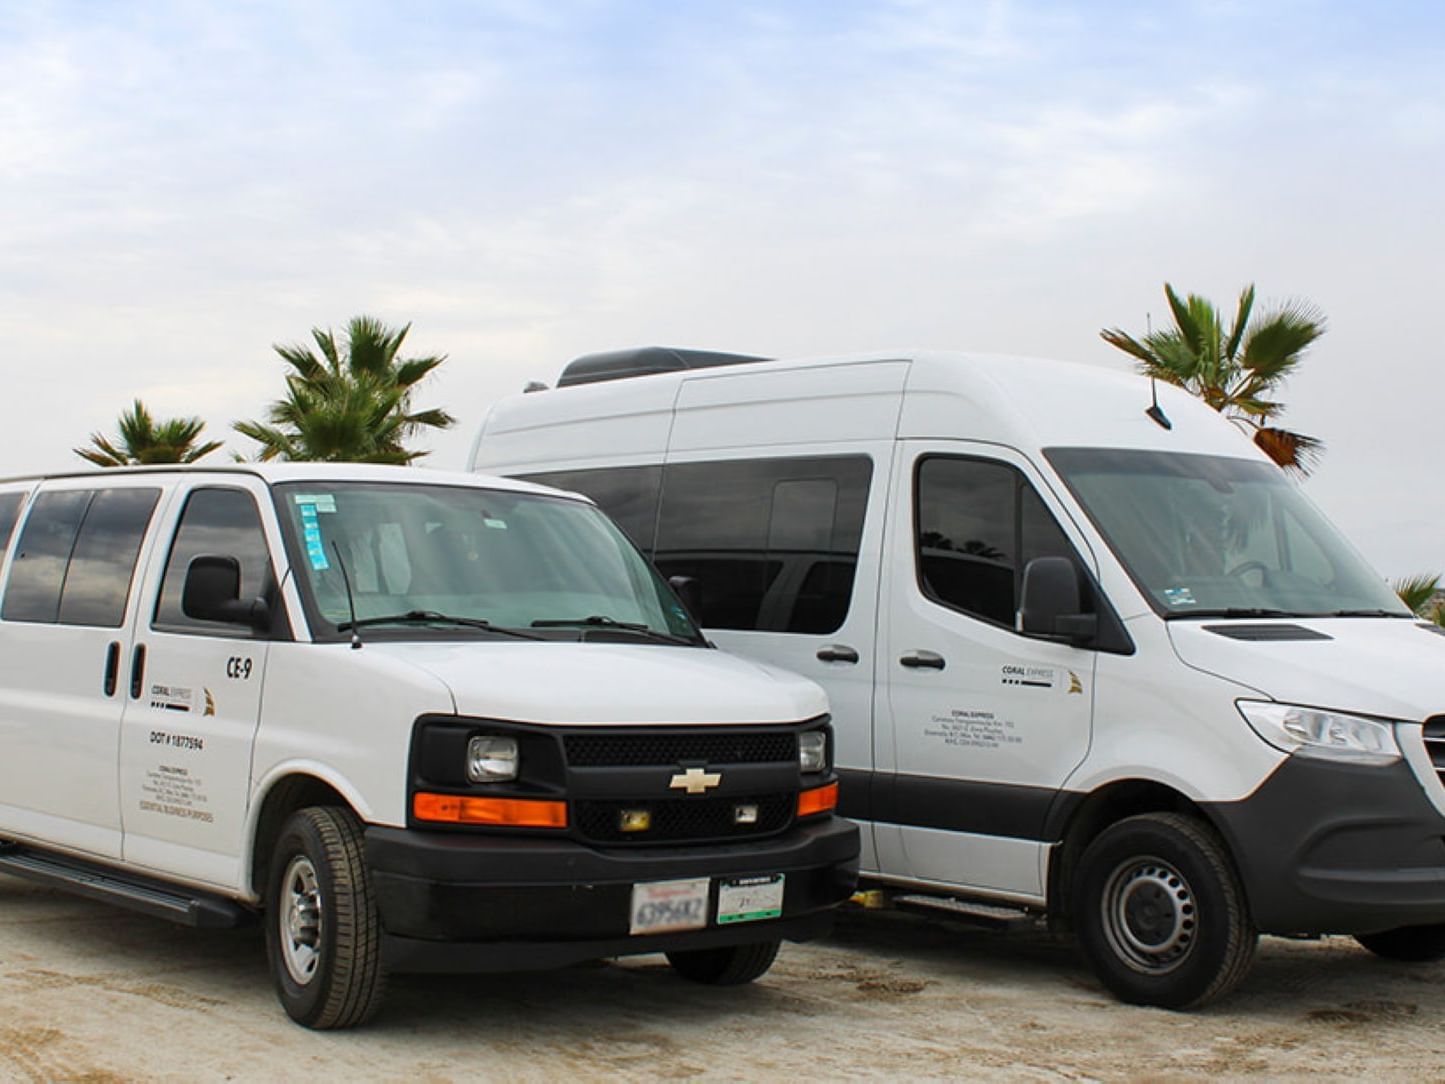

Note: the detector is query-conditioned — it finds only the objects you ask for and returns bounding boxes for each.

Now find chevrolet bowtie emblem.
[669,767,722,795]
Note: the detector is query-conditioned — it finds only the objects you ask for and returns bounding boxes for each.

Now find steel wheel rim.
[280,854,324,986]
[1101,855,1196,974]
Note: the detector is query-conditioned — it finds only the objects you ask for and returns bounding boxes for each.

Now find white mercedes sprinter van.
[471,347,1445,1009]
[0,463,857,1028]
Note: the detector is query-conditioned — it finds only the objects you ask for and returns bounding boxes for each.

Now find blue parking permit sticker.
[299,504,330,569]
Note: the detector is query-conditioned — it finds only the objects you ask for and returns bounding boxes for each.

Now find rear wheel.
[264,806,387,1029]
[1074,812,1256,1009]
[1355,924,1445,962]
[666,940,781,985]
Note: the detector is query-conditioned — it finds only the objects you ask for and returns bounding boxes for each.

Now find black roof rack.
[556,347,770,388]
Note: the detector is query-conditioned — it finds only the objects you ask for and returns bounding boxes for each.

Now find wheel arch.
[246,772,362,901]
[1046,778,1239,928]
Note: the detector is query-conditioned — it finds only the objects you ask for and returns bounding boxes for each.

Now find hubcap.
[1101,857,1196,974]
[280,854,323,986]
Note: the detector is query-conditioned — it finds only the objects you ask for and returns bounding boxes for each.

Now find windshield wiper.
[1319,609,1414,618]
[530,614,699,645]
[337,610,544,639]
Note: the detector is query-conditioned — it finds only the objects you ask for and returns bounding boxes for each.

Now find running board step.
[892,894,1037,929]
[0,845,251,929]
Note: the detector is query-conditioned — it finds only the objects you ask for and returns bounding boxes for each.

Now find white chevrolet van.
[0,463,857,1028]
[471,347,1445,1009]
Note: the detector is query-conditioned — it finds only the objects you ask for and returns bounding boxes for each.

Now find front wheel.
[666,940,780,985]
[264,806,387,1029]
[1074,812,1256,1009]
[1355,924,1445,962]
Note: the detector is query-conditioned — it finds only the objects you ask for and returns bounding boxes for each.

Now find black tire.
[264,806,387,1029]
[666,940,781,985]
[1074,812,1256,1010]
[1355,924,1445,962]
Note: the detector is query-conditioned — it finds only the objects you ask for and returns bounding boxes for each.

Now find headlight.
[799,730,828,774]
[1236,701,1401,766]
[467,735,519,782]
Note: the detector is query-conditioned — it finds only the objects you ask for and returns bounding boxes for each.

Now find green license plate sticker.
[717,874,784,924]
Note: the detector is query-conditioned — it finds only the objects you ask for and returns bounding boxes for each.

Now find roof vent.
[556,347,770,388]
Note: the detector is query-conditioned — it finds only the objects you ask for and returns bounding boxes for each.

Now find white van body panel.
[1168,619,1445,723]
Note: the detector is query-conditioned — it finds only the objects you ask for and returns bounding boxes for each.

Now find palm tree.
[1101,284,1326,475]
[75,400,222,467]
[1394,573,1444,625]
[234,316,454,463]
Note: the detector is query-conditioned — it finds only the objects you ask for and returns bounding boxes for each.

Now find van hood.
[365,641,828,726]
[1167,618,1445,722]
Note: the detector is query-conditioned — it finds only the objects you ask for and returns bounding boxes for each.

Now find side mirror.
[182,555,271,632]
[1019,556,1097,646]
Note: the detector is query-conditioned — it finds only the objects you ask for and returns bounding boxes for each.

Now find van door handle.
[129,644,147,700]
[103,641,121,697]
[816,644,859,664]
[899,650,946,671]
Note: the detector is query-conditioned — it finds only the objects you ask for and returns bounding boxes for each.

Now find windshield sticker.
[483,518,508,530]
[299,503,330,570]
[1163,586,1197,607]
[292,493,337,513]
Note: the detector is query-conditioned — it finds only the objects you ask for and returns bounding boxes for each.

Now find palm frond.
[1393,573,1442,616]
[1222,283,1255,363]
[1252,425,1324,477]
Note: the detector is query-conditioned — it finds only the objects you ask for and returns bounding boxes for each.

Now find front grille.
[575,793,794,844]
[564,731,797,767]
[1424,718,1445,786]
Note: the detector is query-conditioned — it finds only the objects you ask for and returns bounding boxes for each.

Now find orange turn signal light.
[796,781,839,819]
[413,792,568,829]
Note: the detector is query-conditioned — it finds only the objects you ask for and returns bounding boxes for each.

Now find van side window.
[0,492,27,561]
[2,488,160,627]
[154,488,275,638]
[521,466,662,549]
[655,457,872,633]
[916,457,1075,628]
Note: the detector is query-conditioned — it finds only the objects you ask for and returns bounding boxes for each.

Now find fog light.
[734,803,760,825]
[467,735,519,782]
[619,809,652,833]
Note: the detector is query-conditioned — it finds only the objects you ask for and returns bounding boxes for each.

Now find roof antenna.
[1141,310,1173,430]
[330,540,364,650]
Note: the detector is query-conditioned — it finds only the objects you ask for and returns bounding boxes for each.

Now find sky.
[2,0,1443,577]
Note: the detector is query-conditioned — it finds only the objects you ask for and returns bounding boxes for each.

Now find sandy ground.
[1,873,1443,1082]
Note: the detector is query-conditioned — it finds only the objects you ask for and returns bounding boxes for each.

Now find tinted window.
[155,488,275,637]
[0,492,26,562]
[59,488,160,627]
[655,457,872,632]
[917,457,1076,627]
[3,488,159,627]
[521,466,662,549]
[3,490,90,623]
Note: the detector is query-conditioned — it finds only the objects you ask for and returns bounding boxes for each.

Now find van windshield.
[274,482,703,644]
[1044,449,1409,619]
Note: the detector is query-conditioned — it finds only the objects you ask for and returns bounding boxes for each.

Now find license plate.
[630,877,710,935]
[717,874,785,924]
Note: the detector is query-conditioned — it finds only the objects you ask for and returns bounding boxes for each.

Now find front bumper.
[366,817,860,973]
[1206,755,1445,935]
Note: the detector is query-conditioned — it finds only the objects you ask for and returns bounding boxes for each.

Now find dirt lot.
[2,873,1443,1082]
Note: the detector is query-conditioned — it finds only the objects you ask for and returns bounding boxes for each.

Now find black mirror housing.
[182,555,271,631]
[1020,556,1092,645]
